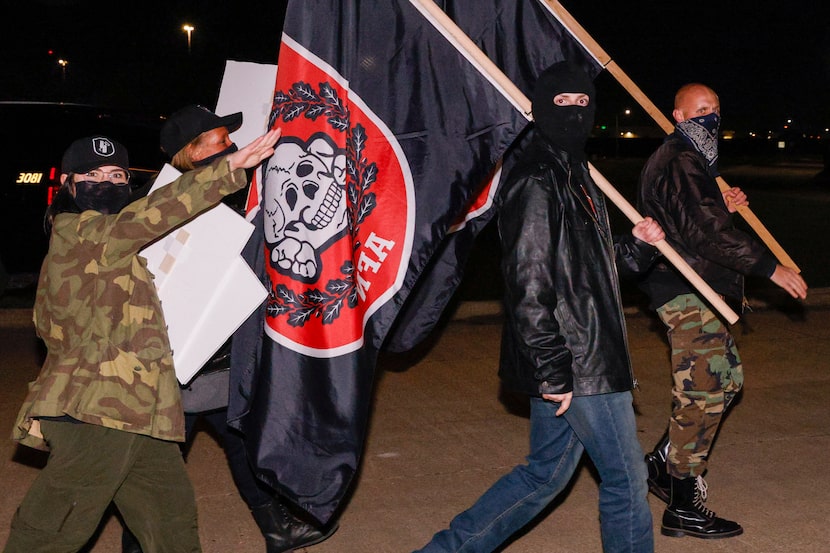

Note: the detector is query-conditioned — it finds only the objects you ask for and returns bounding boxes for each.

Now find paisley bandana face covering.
[676,112,721,177]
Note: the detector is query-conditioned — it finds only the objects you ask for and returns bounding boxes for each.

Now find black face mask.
[73,180,132,214]
[531,62,597,159]
[193,143,238,167]
[533,104,595,157]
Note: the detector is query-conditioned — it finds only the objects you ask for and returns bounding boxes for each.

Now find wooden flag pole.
[539,0,800,273]
[409,0,532,117]
[588,165,738,323]
[410,0,739,324]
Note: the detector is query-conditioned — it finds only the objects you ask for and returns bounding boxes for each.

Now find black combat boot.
[662,475,743,539]
[644,432,670,503]
[250,499,338,553]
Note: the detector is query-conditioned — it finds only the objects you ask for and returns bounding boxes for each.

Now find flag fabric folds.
[229,0,600,523]
[384,0,602,351]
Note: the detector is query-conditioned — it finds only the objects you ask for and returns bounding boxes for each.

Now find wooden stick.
[410,0,739,324]
[409,0,532,117]
[588,164,739,324]
[540,0,800,273]
[715,176,801,271]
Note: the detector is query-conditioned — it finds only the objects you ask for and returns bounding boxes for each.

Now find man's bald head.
[673,84,720,124]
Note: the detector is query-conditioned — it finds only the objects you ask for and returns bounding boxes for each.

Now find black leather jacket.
[637,134,777,309]
[497,139,658,397]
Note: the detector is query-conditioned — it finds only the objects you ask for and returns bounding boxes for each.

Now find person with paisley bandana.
[637,83,807,539]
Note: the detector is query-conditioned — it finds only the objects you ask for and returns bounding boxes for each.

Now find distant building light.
[777,141,786,149]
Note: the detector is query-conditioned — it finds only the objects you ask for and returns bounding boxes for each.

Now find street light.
[615,109,631,157]
[57,59,68,81]
[182,24,194,54]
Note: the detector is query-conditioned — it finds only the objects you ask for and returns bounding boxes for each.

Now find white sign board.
[140,165,267,384]
[139,60,278,384]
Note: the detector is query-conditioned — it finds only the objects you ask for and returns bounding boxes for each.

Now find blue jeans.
[416,392,653,553]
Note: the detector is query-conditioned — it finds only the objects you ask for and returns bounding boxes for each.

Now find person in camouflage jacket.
[4,130,279,553]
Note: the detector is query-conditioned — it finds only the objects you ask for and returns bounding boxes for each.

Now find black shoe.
[251,500,338,553]
[644,433,670,503]
[661,476,743,539]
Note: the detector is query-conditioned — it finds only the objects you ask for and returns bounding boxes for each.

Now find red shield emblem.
[261,38,413,357]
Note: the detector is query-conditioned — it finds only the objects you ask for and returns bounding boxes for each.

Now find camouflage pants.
[657,294,743,478]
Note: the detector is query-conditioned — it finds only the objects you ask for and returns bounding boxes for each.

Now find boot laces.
[693,475,716,517]
[276,502,298,528]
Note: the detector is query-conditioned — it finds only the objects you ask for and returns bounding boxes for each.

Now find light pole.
[182,24,194,54]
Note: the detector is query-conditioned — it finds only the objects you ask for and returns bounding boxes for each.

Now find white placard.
[139,59,278,384]
[140,165,267,384]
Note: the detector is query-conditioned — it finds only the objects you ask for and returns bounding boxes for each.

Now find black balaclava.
[531,61,596,159]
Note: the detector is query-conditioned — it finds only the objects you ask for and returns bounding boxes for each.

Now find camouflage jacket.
[13,159,248,450]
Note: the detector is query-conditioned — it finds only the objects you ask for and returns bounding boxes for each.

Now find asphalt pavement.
[1,288,829,552]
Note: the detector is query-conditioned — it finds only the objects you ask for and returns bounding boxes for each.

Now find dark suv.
[1,102,165,291]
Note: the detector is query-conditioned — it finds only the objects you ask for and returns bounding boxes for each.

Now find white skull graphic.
[262,133,348,283]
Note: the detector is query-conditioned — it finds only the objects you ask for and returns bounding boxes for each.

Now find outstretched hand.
[228,128,282,171]
[770,264,808,299]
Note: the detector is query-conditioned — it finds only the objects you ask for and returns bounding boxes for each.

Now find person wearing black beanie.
[415,61,664,553]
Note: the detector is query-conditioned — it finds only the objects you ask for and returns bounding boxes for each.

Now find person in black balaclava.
[415,61,664,553]
[638,83,807,540]
[529,60,596,159]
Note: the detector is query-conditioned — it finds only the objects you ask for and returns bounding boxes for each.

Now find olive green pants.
[4,420,200,553]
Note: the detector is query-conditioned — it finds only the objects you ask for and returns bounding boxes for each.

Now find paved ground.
[1,289,829,552]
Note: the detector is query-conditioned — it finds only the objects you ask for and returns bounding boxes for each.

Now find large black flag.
[384,0,602,351]
[229,0,600,524]
[229,0,530,524]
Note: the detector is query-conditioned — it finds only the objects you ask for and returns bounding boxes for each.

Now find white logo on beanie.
[92,137,116,157]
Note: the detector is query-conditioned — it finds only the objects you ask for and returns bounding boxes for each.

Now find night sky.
[4,0,829,134]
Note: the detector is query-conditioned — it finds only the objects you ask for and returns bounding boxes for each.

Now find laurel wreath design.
[266,81,378,327]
